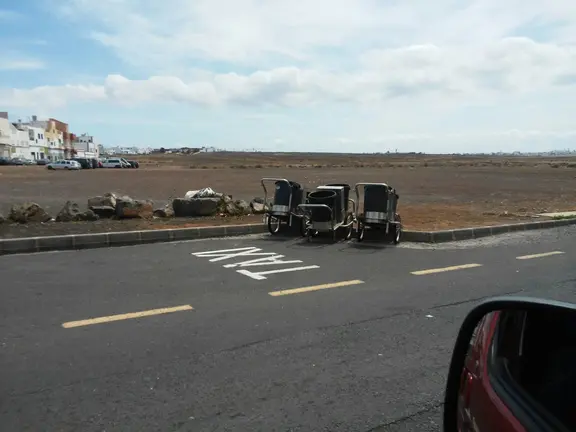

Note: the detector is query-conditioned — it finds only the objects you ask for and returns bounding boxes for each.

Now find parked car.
[0,157,11,165]
[36,158,51,165]
[46,160,81,170]
[72,158,93,169]
[444,297,576,432]
[102,158,128,168]
[127,160,140,168]
[9,158,25,165]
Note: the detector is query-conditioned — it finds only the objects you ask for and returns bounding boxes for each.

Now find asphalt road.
[2,226,576,431]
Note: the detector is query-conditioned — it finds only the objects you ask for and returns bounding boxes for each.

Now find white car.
[46,160,81,170]
[102,158,130,168]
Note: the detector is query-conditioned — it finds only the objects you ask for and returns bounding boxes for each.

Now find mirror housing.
[443,296,576,432]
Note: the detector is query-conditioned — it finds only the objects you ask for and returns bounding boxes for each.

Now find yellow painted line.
[268,280,364,297]
[516,251,564,260]
[62,305,194,328]
[411,263,482,276]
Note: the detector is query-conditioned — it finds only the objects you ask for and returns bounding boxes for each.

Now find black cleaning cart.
[298,184,356,242]
[354,182,402,244]
[261,178,306,234]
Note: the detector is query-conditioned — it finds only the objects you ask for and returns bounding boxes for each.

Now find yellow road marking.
[516,251,565,260]
[62,305,194,328]
[411,263,482,276]
[268,280,364,297]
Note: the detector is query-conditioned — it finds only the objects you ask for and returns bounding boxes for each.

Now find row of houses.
[101,146,153,156]
[0,112,101,161]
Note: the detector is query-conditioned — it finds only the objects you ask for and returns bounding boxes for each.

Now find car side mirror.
[443,297,576,432]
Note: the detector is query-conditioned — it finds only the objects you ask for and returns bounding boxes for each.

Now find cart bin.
[316,185,345,223]
[273,180,303,213]
[308,190,336,222]
[325,183,351,213]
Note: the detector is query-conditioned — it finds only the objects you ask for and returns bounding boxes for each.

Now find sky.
[1,0,576,153]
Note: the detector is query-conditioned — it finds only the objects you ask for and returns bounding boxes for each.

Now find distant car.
[46,160,81,170]
[9,158,25,165]
[127,160,140,168]
[23,159,35,165]
[0,157,11,165]
[102,158,129,168]
[72,158,92,169]
[36,158,51,165]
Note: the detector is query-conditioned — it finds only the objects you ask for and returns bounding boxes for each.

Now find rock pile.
[1,189,267,225]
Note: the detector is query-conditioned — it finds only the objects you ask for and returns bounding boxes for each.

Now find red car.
[444,298,576,432]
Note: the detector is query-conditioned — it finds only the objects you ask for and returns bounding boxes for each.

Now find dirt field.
[1,152,576,239]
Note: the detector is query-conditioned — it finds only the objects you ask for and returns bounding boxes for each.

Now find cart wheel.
[300,215,309,237]
[343,214,353,240]
[393,214,402,245]
[267,215,281,234]
[357,222,365,242]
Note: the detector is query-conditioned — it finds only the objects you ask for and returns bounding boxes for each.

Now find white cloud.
[60,0,576,68]
[2,37,576,109]
[1,84,105,108]
[0,59,45,71]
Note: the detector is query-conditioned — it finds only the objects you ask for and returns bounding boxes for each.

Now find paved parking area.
[2,226,576,431]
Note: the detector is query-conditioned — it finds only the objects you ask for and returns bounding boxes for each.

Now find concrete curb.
[1,218,575,256]
[0,223,268,256]
[402,218,576,243]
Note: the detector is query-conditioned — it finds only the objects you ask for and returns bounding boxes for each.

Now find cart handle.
[298,204,334,231]
[297,204,333,218]
[347,198,356,219]
[261,178,292,209]
[354,182,390,198]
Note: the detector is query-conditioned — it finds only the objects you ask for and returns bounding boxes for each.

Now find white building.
[0,115,12,158]
[104,146,152,155]
[9,124,32,160]
[23,125,49,160]
[73,133,100,158]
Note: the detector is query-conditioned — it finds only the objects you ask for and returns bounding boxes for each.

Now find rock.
[172,197,220,217]
[88,192,117,208]
[56,201,80,222]
[56,201,101,222]
[153,204,175,218]
[225,199,251,216]
[90,206,116,218]
[115,197,154,219]
[81,209,99,221]
[252,197,265,204]
[9,202,52,223]
[250,200,266,214]
[216,194,233,214]
[56,201,81,222]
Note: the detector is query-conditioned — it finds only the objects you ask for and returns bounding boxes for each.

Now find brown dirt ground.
[1,153,576,239]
